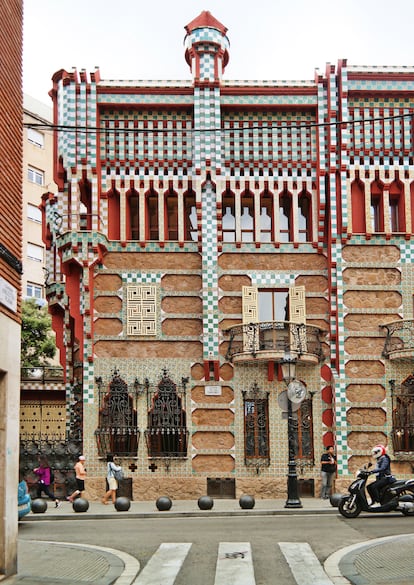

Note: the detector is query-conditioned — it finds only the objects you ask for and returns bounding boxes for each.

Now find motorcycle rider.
[367,444,394,506]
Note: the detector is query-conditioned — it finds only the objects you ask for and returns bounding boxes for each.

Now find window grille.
[145,370,188,458]
[391,376,414,453]
[243,383,270,469]
[94,371,140,457]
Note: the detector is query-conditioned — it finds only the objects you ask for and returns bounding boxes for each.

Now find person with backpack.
[33,455,61,507]
[102,454,123,505]
[367,444,394,505]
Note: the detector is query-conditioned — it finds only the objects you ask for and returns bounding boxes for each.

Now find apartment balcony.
[20,366,65,392]
[381,320,414,360]
[224,321,324,365]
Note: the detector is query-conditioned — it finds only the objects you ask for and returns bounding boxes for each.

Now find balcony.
[224,321,324,365]
[381,320,414,360]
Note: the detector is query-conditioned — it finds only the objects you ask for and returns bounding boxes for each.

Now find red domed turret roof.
[184,11,227,35]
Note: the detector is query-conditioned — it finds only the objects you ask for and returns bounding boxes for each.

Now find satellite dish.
[287,380,307,404]
[277,390,301,412]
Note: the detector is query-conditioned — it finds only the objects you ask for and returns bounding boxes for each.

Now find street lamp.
[280,355,304,509]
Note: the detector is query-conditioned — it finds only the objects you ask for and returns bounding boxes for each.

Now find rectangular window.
[26,282,43,299]
[28,166,44,186]
[27,242,44,262]
[258,290,289,322]
[27,203,42,223]
[27,128,44,148]
[295,398,314,460]
[244,396,269,459]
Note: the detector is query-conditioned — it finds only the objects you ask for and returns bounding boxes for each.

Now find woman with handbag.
[102,454,123,505]
[34,455,61,507]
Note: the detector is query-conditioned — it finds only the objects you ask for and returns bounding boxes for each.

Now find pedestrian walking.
[33,455,61,507]
[320,445,337,499]
[67,455,87,502]
[102,454,123,505]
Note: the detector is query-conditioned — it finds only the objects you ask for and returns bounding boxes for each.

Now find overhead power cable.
[23,111,414,136]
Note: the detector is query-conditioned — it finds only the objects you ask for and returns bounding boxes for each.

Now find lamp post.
[280,356,303,509]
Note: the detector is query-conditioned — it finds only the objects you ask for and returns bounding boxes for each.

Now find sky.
[23,0,414,105]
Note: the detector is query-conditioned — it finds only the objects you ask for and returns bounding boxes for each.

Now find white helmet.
[371,444,386,459]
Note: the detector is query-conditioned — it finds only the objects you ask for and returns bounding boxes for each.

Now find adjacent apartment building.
[39,11,414,500]
[0,0,23,576]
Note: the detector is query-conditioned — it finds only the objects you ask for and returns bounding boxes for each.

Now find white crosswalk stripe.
[132,542,192,585]
[279,542,334,585]
[130,541,334,585]
[215,542,255,585]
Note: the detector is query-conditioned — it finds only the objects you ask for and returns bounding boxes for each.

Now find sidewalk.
[2,498,413,584]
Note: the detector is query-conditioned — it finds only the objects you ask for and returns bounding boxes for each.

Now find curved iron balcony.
[224,321,324,365]
[381,320,414,360]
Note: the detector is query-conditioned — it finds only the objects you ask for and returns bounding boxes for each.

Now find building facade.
[0,0,23,575]
[40,11,414,500]
[22,95,54,306]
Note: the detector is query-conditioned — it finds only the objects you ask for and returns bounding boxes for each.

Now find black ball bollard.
[329,493,343,507]
[31,498,47,514]
[156,496,172,511]
[198,496,214,510]
[72,497,89,513]
[115,496,131,511]
[239,495,255,509]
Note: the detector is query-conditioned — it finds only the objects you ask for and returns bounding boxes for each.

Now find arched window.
[260,190,273,242]
[240,190,254,242]
[222,189,236,242]
[107,187,120,240]
[165,188,178,240]
[298,190,312,242]
[184,190,197,241]
[146,189,159,240]
[279,188,292,242]
[389,180,405,233]
[370,180,384,232]
[351,178,366,233]
[126,189,139,240]
[79,176,92,230]
[145,372,188,457]
[391,376,414,453]
[94,371,139,457]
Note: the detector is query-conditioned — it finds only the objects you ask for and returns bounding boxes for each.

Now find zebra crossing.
[129,541,335,585]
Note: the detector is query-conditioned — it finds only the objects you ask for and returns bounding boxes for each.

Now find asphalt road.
[17,513,414,585]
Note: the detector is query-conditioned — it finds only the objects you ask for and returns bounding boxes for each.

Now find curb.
[21,507,339,521]
[324,533,414,585]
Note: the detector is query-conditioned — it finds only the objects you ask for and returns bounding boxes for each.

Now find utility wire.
[23,111,414,135]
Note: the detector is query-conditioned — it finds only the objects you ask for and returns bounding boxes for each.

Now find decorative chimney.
[184,11,229,84]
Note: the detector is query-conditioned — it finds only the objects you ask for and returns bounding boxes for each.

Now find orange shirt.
[74,461,86,480]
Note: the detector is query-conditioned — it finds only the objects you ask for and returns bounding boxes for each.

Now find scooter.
[338,463,414,518]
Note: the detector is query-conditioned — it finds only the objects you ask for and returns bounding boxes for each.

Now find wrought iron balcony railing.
[94,427,140,458]
[224,321,324,365]
[381,319,414,359]
[21,366,64,382]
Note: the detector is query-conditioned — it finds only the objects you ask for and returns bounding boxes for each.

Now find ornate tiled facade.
[39,11,414,500]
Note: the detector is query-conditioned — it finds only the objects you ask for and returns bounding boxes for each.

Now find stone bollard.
[197,496,214,510]
[239,495,255,509]
[72,497,89,513]
[115,496,131,511]
[329,493,343,507]
[31,498,47,514]
[156,496,172,511]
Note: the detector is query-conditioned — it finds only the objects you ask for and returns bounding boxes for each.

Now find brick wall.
[0,0,23,322]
